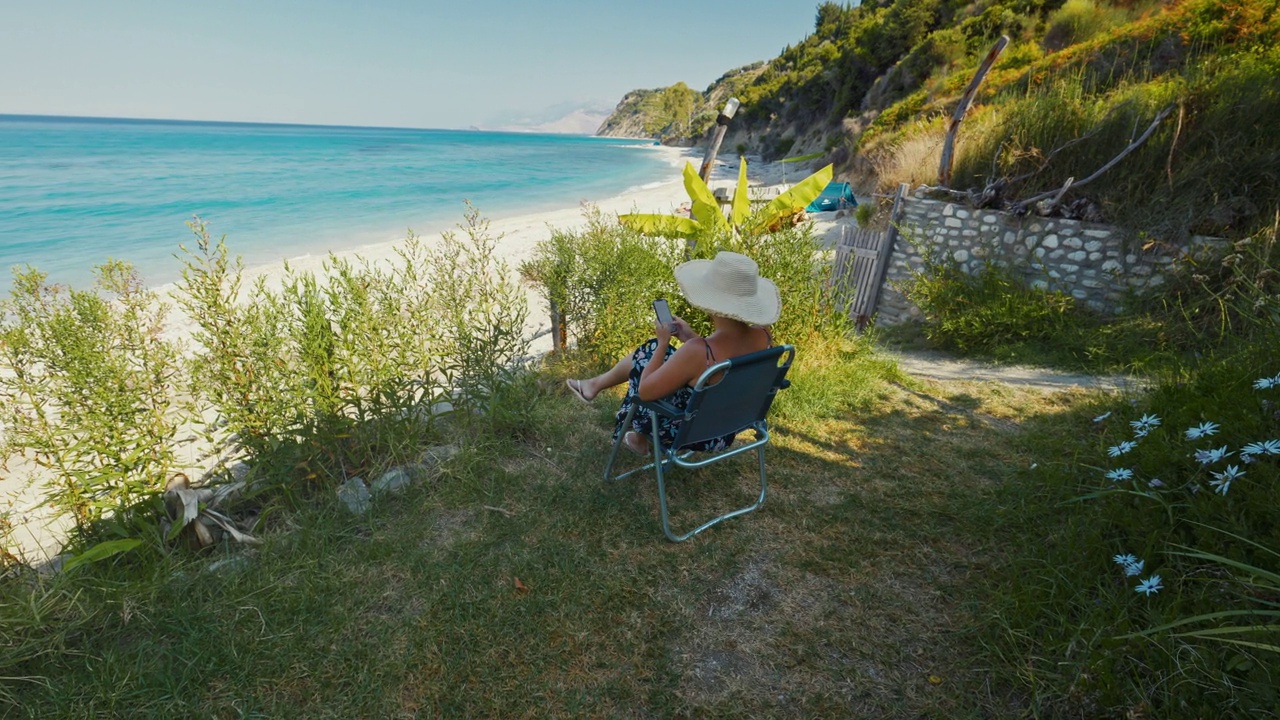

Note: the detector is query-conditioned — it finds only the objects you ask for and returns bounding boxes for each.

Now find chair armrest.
[637,397,685,420]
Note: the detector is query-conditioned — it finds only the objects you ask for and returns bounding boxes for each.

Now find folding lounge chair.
[603,344,795,542]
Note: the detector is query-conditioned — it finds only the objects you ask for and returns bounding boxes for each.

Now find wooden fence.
[831,183,907,330]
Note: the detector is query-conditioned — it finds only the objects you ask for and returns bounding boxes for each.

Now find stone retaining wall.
[875,195,1205,326]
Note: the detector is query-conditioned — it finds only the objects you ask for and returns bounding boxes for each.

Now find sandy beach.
[2,145,841,564]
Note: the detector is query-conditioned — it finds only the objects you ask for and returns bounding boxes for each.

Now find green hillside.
[599,0,1280,239]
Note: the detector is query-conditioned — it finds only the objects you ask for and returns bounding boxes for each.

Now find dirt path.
[885,349,1145,393]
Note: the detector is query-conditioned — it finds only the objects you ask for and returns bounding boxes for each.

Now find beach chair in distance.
[604,344,795,542]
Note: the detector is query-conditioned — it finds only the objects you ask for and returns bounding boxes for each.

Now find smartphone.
[652,298,675,331]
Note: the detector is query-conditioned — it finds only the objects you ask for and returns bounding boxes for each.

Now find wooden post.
[689,98,741,255]
[939,35,1008,187]
[698,97,741,184]
[859,183,909,332]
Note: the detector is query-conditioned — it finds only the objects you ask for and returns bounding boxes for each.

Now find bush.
[0,261,189,541]
[520,208,683,363]
[903,250,1080,353]
[521,211,849,368]
[1042,0,1133,52]
[177,210,530,493]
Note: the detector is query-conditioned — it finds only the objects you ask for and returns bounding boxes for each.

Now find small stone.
[1071,289,1089,300]
[983,215,998,224]
[954,209,970,220]
[1088,252,1103,262]
[1059,264,1079,273]
[419,444,460,467]
[1063,237,1083,250]
[1068,251,1087,262]
[953,249,970,262]
[372,467,414,496]
[1101,260,1123,273]
[1031,279,1049,291]
[1048,249,1065,260]
[1084,240,1103,252]
[1083,229,1110,238]
[1042,234,1060,249]
[944,218,962,228]
[942,204,955,217]
[337,476,371,514]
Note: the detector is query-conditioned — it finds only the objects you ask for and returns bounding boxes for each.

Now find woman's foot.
[566,378,596,403]
[623,431,650,456]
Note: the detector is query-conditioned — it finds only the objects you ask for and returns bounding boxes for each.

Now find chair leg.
[603,403,638,482]
[658,432,770,543]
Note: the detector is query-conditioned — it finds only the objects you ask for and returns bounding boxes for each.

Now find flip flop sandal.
[566,379,591,404]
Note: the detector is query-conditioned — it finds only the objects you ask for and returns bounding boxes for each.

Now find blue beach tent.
[806,182,857,213]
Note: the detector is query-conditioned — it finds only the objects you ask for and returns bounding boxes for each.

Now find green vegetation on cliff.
[600,0,1280,239]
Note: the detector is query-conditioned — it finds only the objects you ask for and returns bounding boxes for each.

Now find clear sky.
[0,0,825,130]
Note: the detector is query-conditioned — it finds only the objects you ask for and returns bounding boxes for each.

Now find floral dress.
[612,338,736,453]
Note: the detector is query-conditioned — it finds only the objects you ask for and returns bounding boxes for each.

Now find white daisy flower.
[1108,441,1137,457]
[1135,575,1163,596]
[1194,445,1232,465]
[1185,421,1220,440]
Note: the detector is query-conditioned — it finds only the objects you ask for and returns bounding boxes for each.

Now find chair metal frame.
[603,344,794,542]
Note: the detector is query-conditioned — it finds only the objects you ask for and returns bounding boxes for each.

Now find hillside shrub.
[1042,0,1133,51]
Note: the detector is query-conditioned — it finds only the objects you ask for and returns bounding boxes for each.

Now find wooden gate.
[834,227,888,330]
[831,183,906,331]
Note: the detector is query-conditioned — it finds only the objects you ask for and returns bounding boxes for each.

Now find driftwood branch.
[939,35,1009,187]
[1011,104,1176,213]
[1004,100,1136,187]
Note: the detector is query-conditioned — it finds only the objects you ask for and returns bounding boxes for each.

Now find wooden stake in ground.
[938,36,1009,187]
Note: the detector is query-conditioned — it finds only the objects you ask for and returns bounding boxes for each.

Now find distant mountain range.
[478,106,612,136]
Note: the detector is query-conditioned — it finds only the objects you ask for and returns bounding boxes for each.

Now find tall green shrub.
[0,262,189,539]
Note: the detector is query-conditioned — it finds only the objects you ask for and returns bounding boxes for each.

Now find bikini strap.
[703,337,716,365]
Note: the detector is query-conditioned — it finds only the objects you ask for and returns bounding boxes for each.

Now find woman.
[566,251,780,455]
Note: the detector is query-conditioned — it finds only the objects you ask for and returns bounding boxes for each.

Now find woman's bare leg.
[573,355,630,400]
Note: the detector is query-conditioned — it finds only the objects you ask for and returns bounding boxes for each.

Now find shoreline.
[152,145,705,356]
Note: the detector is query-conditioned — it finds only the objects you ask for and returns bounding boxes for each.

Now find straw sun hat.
[674,251,781,326]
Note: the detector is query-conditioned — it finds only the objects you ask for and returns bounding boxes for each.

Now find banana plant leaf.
[682,163,728,233]
[618,213,701,239]
[753,163,834,230]
[730,159,750,229]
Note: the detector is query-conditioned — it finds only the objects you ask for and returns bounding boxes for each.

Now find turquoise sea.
[0,115,671,291]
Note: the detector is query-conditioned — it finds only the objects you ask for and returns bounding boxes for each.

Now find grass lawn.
[4,343,1110,718]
